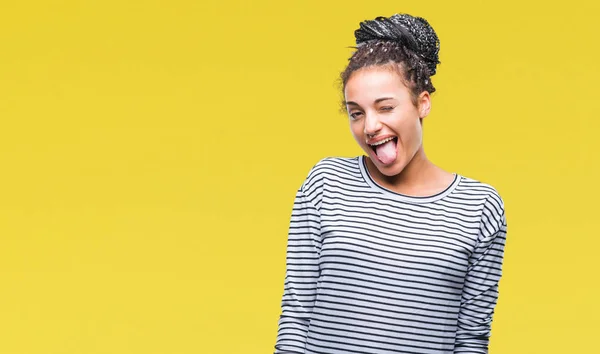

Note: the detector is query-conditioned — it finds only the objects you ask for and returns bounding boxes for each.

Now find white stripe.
[275,156,508,354]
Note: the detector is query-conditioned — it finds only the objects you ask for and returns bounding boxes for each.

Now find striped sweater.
[274,156,508,354]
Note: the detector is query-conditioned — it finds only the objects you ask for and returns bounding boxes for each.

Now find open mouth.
[368,136,398,164]
[368,136,397,152]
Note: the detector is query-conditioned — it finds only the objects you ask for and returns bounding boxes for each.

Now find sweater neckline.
[358,155,461,204]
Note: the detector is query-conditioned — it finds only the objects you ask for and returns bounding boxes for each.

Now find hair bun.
[354,13,440,75]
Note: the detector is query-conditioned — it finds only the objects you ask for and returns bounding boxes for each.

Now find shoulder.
[310,156,361,174]
[458,175,505,209]
[299,156,362,206]
[302,156,361,188]
[458,174,507,238]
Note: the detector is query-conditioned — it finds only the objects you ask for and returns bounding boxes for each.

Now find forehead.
[344,66,409,102]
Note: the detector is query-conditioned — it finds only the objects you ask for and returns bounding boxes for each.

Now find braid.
[339,14,440,111]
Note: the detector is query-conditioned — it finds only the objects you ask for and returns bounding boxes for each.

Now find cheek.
[409,121,423,146]
[349,121,364,140]
[396,118,422,146]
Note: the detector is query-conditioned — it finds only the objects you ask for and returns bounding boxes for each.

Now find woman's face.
[344,66,431,177]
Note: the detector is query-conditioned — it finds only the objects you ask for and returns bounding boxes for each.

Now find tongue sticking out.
[374,139,397,164]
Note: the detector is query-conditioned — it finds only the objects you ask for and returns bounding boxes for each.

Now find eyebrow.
[343,97,395,106]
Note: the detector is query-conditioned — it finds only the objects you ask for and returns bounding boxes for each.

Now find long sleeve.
[454,193,508,353]
[274,184,322,354]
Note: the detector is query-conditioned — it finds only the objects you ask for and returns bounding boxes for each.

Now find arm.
[454,194,508,353]
[274,185,322,354]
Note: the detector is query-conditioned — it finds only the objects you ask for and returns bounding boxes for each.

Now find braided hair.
[340,13,441,110]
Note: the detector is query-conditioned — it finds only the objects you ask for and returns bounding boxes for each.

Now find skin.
[344,65,455,197]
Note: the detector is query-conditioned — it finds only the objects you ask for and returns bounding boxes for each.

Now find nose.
[363,111,382,137]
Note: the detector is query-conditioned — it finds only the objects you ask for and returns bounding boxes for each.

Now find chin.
[378,163,405,177]
[380,166,403,177]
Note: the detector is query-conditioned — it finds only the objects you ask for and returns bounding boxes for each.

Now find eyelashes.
[349,106,395,119]
[350,112,363,119]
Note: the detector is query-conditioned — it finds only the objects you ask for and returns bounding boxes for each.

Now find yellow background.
[1,1,598,353]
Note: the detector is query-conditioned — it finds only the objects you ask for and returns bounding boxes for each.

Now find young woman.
[274,13,508,354]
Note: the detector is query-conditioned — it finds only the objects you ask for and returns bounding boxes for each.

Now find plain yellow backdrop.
[1,1,598,353]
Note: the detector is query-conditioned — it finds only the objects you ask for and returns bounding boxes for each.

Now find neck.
[366,146,442,196]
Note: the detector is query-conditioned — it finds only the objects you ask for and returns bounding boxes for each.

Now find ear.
[417,91,431,118]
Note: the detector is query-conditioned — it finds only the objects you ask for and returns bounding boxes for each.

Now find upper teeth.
[369,137,395,146]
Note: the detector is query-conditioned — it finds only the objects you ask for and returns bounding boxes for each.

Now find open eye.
[349,111,363,120]
[380,106,394,112]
